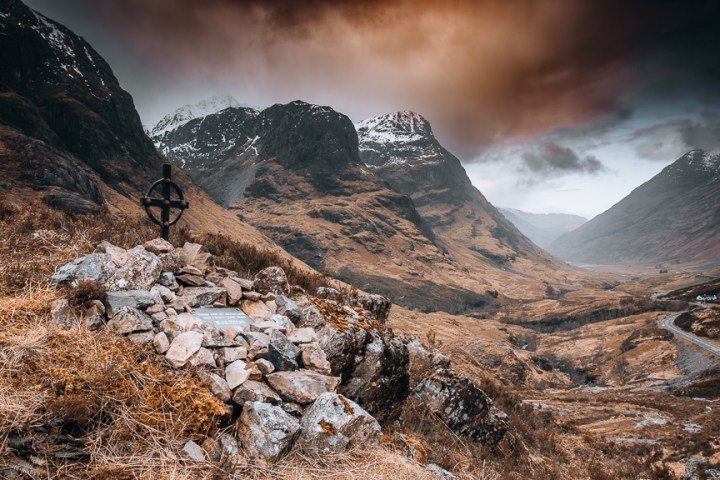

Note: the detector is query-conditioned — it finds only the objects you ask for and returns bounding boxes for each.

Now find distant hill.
[498,208,586,249]
[549,149,720,265]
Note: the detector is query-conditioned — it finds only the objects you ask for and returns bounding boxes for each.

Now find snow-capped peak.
[151,95,241,137]
[356,111,434,144]
[668,149,720,176]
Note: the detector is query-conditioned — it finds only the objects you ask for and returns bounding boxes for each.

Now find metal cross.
[140,164,189,240]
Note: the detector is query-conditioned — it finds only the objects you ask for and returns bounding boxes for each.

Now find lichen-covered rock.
[298,392,381,455]
[165,331,204,368]
[316,287,343,301]
[287,327,317,344]
[50,299,75,328]
[266,370,340,404]
[232,380,282,406]
[411,370,508,446]
[339,332,409,422]
[297,305,326,329]
[406,336,451,388]
[349,292,391,323]
[253,267,290,295]
[317,325,367,374]
[106,248,162,291]
[179,286,226,307]
[275,295,301,322]
[51,253,117,285]
[143,238,174,255]
[237,401,300,462]
[106,307,153,335]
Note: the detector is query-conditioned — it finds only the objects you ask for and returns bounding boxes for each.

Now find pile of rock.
[50,238,507,467]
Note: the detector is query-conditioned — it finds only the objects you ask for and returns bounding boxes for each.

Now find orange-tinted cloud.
[88,0,715,153]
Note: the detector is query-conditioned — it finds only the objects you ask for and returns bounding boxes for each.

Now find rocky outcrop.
[51,239,508,466]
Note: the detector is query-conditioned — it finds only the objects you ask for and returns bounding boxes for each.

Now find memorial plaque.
[194,307,252,330]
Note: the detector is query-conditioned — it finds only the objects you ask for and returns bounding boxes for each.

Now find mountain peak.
[666,149,720,176]
[150,94,242,137]
[356,111,434,145]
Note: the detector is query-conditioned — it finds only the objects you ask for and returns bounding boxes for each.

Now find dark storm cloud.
[521,141,605,176]
[24,0,720,159]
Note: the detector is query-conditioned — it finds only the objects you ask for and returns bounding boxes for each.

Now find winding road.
[660,312,720,357]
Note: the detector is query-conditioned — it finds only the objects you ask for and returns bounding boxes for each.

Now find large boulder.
[253,267,290,295]
[236,401,301,462]
[51,253,117,285]
[106,247,162,291]
[266,370,340,404]
[411,370,508,446]
[338,332,409,423]
[298,392,381,455]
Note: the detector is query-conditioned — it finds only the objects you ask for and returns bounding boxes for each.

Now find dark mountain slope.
[549,149,720,264]
[0,0,282,248]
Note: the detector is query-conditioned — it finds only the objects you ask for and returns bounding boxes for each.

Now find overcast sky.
[26,0,720,219]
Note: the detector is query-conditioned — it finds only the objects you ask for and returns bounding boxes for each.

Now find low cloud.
[630,109,720,161]
[521,141,605,175]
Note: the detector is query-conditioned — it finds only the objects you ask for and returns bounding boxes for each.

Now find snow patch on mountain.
[151,95,242,138]
[666,149,720,177]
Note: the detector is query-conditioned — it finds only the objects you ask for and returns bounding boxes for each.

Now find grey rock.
[188,347,217,368]
[104,290,156,317]
[287,327,317,344]
[225,360,250,389]
[350,293,391,323]
[243,332,270,351]
[106,307,153,335]
[151,311,168,323]
[255,358,275,376]
[165,331,204,368]
[106,248,162,291]
[151,284,175,303]
[158,272,179,290]
[82,300,105,330]
[240,300,274,321]
[182,440,205,462]
[197,370,232,402]
[203,329,240,348]
[275,295,301,322]
[253,267,290,295]
[143,238,174,255]
[265,330,300,371]
[232,380,282,406]
[298,305,326,329]
[266,370,341,404]
[157,252,181,275]
[50,299,75,328]
[51,253,117,285]
[220,346,248,364]
[95,241,129,267]
[316,287,343,301]
[300,343,331,375]
[176,273,206,287]
[153,332,170,354]
[237,401,300,462]
[127,331,154,346]
[298,392,381,455]
[282,402,304,418]
[179,242,211,273]
[181,287,226,307]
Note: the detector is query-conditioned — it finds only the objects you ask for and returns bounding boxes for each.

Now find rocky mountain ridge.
[153,101,580,312]
[549,149,720,264]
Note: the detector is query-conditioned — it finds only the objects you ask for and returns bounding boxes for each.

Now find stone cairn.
[50,238,508,468]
